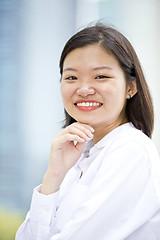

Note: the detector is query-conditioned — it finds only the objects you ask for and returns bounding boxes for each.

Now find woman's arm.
[15,122,94,240]
[15,185,60,240]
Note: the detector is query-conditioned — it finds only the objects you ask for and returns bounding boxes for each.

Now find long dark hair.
[59,23,154,138]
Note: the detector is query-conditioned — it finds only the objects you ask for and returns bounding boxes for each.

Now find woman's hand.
[41,122,94,195]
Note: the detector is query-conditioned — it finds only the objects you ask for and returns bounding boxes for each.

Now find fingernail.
[87,136,93,141]
[91,128,94,132]
[88,132,93,138]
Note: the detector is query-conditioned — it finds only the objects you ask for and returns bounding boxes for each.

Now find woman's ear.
[126,78,138,99]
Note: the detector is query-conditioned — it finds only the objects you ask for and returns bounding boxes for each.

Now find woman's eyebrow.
[63,67,77,72]
[63,66,113,73]
[92,66,113,71]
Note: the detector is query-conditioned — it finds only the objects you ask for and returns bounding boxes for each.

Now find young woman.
[16,23,160,240]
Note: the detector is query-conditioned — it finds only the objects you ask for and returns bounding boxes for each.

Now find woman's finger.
[67,126,93,141]
[65,133,87,143]
[66,123,94,138]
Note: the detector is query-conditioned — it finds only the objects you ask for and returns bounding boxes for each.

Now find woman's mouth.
[74,100,103,111]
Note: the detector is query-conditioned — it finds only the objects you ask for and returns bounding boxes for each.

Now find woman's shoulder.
[112,122,158,154]
[105,123,160,177]
[97,123,160,171]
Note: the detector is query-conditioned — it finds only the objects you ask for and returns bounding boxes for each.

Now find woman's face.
[61,44,130,130]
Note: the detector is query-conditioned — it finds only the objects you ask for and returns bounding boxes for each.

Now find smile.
[76,102,102,107]
[74,101,103,111]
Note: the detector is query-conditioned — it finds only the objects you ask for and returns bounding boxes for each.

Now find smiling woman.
[16,23,160,240]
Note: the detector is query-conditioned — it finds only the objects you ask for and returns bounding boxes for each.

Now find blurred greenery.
[0,208,24,240]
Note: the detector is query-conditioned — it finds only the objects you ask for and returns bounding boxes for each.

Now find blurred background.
[0,0,160,239]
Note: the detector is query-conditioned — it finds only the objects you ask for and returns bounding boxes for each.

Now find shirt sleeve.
[15,185,59,240]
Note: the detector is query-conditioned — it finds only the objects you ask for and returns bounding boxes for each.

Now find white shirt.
[16,123,160,240]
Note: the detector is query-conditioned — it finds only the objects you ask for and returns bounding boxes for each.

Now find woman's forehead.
[63,45,121,72]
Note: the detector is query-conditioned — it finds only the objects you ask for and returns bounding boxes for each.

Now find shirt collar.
[81,122,134,157]
[77,122,133,173]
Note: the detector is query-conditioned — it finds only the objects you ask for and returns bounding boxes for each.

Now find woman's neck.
[92,118,128,144]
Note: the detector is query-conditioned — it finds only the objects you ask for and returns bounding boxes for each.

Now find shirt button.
[43,206,50,212]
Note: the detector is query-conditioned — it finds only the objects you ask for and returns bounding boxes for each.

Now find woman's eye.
[95,75,109,79]
[65,76,77,80]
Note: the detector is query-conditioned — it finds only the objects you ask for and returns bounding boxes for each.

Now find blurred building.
[0,0,25,210]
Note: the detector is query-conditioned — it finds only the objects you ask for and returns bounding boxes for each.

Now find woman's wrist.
[40,170,65,195]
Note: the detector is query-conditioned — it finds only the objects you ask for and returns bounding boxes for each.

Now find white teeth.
[76,102,102,107]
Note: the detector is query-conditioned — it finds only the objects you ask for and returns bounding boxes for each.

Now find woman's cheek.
[61,84,70,100]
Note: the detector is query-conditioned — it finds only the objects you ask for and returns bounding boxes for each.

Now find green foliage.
[0,208,24,240]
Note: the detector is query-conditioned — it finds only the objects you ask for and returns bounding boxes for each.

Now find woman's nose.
[76,86,96,97]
